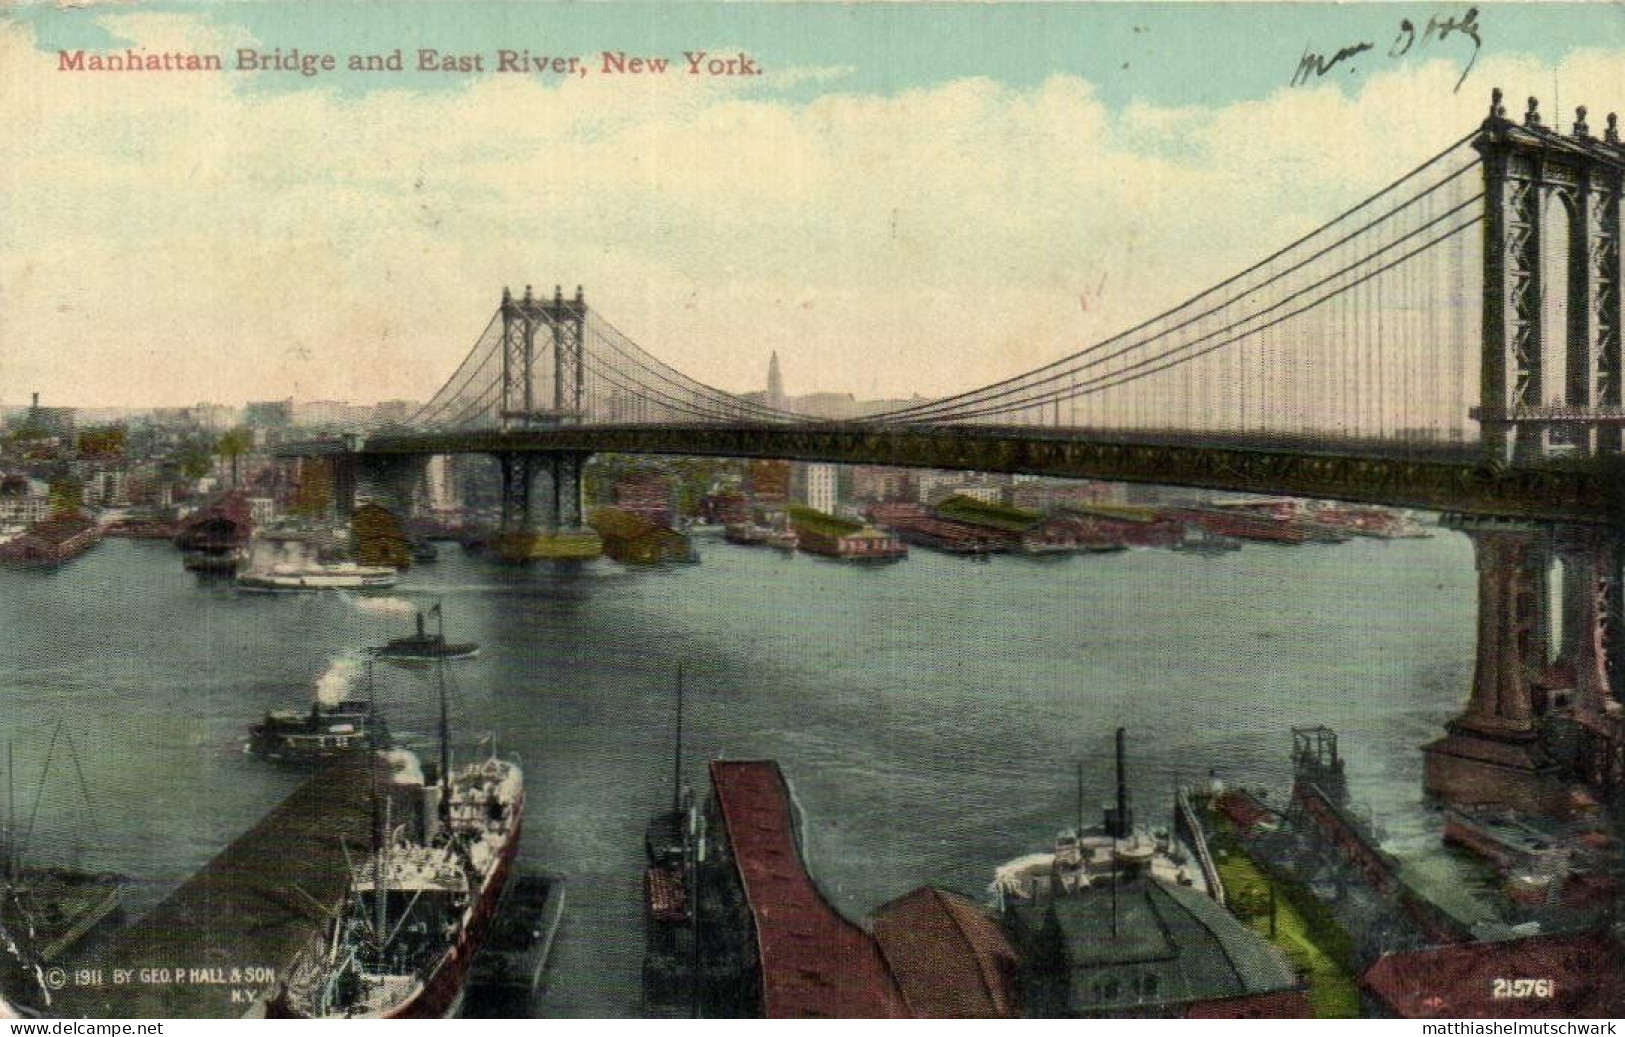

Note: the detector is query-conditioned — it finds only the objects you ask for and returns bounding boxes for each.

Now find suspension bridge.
[280,89,1625,530]
[277,89,1625,814]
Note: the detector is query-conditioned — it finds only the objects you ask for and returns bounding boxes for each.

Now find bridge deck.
[277,424,1625,526]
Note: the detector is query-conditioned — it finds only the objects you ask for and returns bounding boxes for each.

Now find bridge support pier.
[1425,517,1625,813]
[492,451,600,560]
[1424,518,1564,813]
[354,454,428,520]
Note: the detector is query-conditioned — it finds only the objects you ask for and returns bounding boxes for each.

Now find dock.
[50,755,384,1019]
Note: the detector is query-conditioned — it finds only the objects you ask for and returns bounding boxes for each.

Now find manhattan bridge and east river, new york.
[3,4,1625,1019]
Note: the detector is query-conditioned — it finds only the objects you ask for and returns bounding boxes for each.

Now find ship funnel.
[1105,727,1134,838]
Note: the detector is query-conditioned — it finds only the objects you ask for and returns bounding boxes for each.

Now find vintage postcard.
[2,0,1624,1024]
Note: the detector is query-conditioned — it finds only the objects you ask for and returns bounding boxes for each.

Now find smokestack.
[1107,727,1133,838]
[30,392,38,410]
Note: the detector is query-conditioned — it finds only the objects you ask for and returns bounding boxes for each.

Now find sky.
[2,1,1624,409]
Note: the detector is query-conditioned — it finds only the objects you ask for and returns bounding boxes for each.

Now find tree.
[213,427,254,489]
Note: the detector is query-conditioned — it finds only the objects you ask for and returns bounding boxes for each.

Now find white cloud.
[2,12,1623,407]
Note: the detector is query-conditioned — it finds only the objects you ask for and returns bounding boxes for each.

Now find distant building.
[21,393,75,439]
[0,476,50,526]
[613,469,675,527]
[243,399,293,430]
[747,459,791,511]
[790,392,859,420]
[81,469,130,507]
[766,352,785,411]
[851,466,913,503]
[372,400,420,427]
[797,463,838,515]
[294,400,374,430]
[1009,480,1123,512]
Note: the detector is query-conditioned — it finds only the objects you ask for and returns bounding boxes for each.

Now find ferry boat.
[268,664,523,1019]
[237,561,398,591]
[372,609,479,662]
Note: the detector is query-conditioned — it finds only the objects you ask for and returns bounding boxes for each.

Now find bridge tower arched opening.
[1477,91,1625,462]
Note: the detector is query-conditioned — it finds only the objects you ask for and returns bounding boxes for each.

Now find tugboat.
[371,607,479,662]
[248,662,392,763]
[267,661,524,1019]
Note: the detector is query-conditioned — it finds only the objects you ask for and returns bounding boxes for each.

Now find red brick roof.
[1186,990,1312,1018]
[1361,932,1625,1018]
[709,760,908,1019]
[871,887,1019,1018]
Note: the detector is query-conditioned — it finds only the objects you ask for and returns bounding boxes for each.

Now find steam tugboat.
[371,607,479,662]
[248,698,392,762]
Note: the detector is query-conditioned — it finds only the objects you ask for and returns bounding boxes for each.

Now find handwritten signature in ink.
[1291,7,1481,93]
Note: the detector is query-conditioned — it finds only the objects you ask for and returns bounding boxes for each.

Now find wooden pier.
[50,755,384,1019]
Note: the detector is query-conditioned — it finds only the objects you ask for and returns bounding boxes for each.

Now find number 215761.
[1492,979,1554,999]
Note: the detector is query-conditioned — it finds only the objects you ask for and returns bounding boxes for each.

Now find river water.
[0,527,1477,1016]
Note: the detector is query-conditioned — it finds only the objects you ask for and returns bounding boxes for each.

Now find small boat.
[642,668,701,1015]
[248,697,392,762]
[410,540,440,564]
[462,872,567,1017]
[237,561,399,591]
[372,609,479,662]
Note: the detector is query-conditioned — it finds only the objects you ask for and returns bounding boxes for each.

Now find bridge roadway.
[277,423,1625,527]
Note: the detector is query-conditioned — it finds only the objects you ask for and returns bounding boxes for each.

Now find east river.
[0,527,1479,1016]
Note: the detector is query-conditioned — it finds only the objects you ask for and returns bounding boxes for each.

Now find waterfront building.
[371,399,421,427]
[1359,932,1623,1018]
[614,469,676,527]
[787,506,906,560]
[0,515,100,566]
[1056,505,1185,549]
[870,888,1021,1018]
[1000,874,1308,1017]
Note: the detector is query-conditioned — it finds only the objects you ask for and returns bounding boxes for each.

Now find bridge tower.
[1426,92,1625,812]
[1475,90,1624,462]
[492,284,598,560]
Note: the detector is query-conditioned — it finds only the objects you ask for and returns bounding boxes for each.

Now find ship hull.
[267,780,524,1019]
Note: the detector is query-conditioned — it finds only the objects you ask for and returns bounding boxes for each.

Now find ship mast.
[5,740,13,883]
[438,659,451,820]
[672,665,684,816]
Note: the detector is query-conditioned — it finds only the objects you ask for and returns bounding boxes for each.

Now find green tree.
[47,478,84,519]
[213,427,254,489]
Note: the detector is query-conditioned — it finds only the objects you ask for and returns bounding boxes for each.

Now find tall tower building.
[766,352,785,411]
